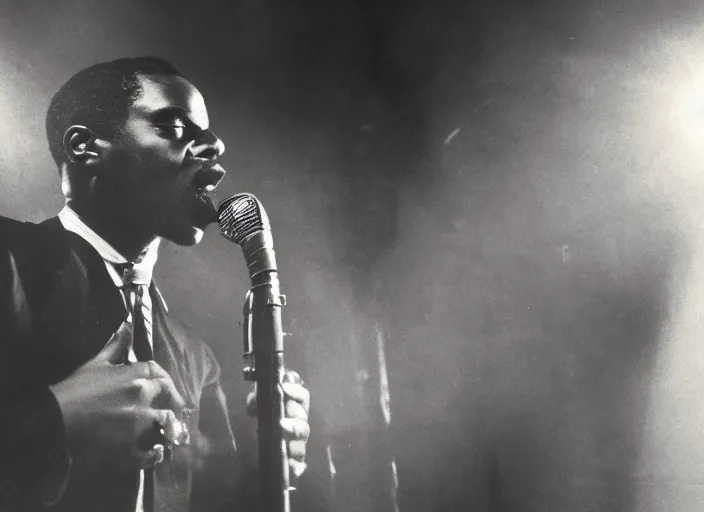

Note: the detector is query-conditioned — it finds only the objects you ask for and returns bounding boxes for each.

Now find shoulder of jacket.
[0,215,44,251]
[0,214,36,233]
[0,215,66,276]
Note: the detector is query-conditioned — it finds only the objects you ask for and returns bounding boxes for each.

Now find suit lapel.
[34,217,126,382]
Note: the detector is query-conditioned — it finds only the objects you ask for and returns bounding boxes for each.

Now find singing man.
[0,57,310,512]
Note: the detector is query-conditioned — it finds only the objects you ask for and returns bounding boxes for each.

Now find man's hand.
[247,370,311,479]
[49,321,187,470]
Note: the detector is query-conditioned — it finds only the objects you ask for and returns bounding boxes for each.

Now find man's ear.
[62,125,109,165]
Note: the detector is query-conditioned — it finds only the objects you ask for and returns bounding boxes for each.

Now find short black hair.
[45,56,182,166]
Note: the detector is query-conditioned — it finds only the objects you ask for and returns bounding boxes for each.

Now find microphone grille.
[217,193,268,244]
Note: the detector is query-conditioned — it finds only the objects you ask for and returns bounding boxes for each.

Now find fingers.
[133,408,190,466]
[282,370,304,386]
[151,409,191,446]
[287,438,307,467]
[129,362,186,412]
[135,444,165,469]
[246,383,309,417]
[289,459,308,480]
[282,417,309,468]
[282,383,310,415]
[284,402,308,435]
[151,409,177,432]
[281,417,310,442]
[287,437,307,458]
[281,372,310,480]
[96,320,133,364]
[150,373,187,412]
[136,360,169,380]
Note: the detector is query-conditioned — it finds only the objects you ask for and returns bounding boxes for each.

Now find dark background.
[1,0,704,510]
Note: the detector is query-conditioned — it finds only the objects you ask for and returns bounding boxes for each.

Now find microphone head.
[217,193,270,245]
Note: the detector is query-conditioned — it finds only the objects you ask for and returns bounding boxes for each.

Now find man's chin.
[163,225,207,247]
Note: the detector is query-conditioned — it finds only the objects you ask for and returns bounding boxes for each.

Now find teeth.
[196,184,216,194]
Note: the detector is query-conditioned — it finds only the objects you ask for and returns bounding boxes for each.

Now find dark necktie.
[118,265,156,512]
[126,283,153,362]
[132,284,155,512]
[117,263,153,362]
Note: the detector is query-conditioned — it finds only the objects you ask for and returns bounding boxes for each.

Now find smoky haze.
[1,0,704,510]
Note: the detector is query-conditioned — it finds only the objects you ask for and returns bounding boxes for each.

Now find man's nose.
[190,130,225,160]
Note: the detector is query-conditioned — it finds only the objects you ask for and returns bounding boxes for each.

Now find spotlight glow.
[670,71,704,147]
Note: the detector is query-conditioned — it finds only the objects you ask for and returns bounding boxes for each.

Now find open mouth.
[192,169,224,192]
[191,163,226,222]
[193,187,218,223]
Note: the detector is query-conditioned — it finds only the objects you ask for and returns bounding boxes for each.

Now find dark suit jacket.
[0,215,243,512]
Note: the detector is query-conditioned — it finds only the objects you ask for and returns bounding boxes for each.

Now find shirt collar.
[58,206,161,286]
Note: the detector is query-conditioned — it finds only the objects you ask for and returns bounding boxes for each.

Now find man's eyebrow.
[149,106,189,121]
[148,106,209,131]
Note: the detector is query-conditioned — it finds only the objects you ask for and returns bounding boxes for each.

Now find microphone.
[218,193,291,512]
[218,193,277,280]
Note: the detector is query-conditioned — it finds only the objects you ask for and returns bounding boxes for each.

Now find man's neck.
[65,200,159,262]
